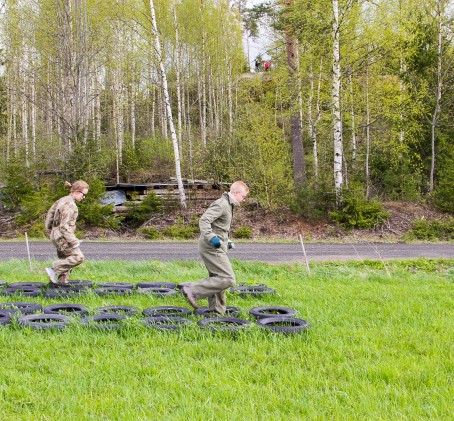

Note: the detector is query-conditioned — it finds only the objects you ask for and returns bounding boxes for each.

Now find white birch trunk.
[430,1,443,193]
[200,0,207,146]
[332,0,343,201]
[131,84,136,149]
[173,6,183,155]
[21,60,29,168]
[365,58,371,199]
[349,73,356,163]
[149,0,187,208]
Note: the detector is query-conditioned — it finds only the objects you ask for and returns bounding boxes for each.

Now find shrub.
[233,225,253,239]
[162,216,199,239]
[140,227,164,240]
[434,152,454,212]
[330,194,390,229]
[77,177,121,229]
[126,192,162,224]
[405,218,454,241]
[291,183,336,221]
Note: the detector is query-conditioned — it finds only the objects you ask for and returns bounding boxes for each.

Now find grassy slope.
[0,259,453,420]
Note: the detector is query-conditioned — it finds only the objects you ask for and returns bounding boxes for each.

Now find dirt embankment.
[0,201,451,241]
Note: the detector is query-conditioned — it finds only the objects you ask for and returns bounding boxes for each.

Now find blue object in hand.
[209,236,222,249]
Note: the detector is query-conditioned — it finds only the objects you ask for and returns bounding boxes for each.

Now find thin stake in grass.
[25,232,32,272]
[367,241,391,278]
[299,233,311,273]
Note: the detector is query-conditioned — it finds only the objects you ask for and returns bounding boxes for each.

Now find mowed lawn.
[0,258,453,420]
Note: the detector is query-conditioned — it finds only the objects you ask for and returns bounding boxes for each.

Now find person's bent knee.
[225,277,235,288]
[75,254,84,265]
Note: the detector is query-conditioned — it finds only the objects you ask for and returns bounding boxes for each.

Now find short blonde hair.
[64,180,89,192]
[230,181,249,194]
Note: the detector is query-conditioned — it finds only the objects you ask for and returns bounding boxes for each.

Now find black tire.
[142,316,193,330]
[256,317,310,334]
[176,282,191,291]
[0,302,43,315]
[8,282,46,289]
[96,282,134,289]
[229,286,275,296]
[0,311,11,325]
[43,303,90,316]
[93,287,133,296]
[95,305,140,316]
[142,306,192,317]
[67,280,94,288]
[47,281,92,290]
[44,288,87,298]
[137,282,176,289]
[249,306,297,319]
[136,287,178,297]
[18,313,71,330]
[81,314,127,330]
[194,306,241,318]
[197,317,251,331]
[1,288,41,297]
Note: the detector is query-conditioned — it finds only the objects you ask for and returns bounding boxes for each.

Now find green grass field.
[0,258,453,420]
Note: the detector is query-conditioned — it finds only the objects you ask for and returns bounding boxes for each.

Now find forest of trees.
[0,0,453,218]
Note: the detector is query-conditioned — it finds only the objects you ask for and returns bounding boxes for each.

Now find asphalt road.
[1,241,453,263]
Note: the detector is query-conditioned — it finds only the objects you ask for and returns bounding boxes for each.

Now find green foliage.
[330,192,390,229]
[1,161,36,211]
[405,218,454,241]
[233,224,253,239]
[139,226,164,240]
[291,181,336,221]
[126,192,162,224]
[65,139,111,181]
[434,152,454,213]
[161,216,199,239]
[76,177,120,229]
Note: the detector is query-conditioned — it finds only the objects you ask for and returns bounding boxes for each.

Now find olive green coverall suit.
[45,195,84,282]
[191,192,238,314]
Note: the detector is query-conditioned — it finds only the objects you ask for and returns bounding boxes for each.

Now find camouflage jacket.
[45,194,79,248]
[199,192,238,243]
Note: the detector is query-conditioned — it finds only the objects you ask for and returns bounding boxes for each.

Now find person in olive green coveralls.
[182,181,249,314]
[44,180,89,285]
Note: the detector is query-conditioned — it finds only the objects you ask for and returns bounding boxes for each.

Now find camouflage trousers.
[52,246,84,281]
[191,240,235,314]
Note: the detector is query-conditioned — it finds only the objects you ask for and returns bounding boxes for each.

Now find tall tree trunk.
[349,72,356,163]
[430,0,443,194]
[21,62,29,168]
[332,0,343,202]
[199,0,207,146]
[149,0,187,208]
[308,58,323,183]
[131,83,136,149]
[173,6,183,155]
[285,0,305,187]
[365,57,371,199]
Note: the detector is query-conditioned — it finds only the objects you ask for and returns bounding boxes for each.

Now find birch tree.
[148,0,187,208]
[332,0,343,200]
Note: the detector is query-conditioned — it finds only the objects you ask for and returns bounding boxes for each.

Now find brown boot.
[57,273,69,285]
[182,286,199,309]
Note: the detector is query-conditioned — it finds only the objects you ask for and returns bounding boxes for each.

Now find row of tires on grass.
[0,302,309,334]
[0,280,276,298]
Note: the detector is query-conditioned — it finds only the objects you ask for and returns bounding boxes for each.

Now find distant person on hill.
[44,180,89,285]
[264,60,271,71]
[254,56,262,72]
[182,181,249,314]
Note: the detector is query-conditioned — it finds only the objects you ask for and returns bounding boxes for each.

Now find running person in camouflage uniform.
[182,181,249,314]
[44,180,89,285]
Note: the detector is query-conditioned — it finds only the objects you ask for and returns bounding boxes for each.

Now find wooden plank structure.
[105,179,230,216]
